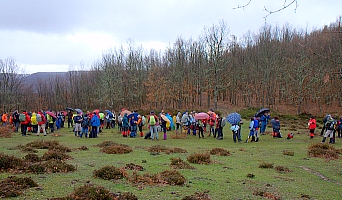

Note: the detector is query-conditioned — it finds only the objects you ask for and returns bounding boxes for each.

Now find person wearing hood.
[20,110,31,136]
[90,112,100,138]
[321,115,335,144]
[37,110,47,136]
[122,113,129,137]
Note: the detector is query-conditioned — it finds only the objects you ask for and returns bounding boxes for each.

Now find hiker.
[189,113,196,136]
[308,115,316,139]
[246,117,256,142]
[80,114,90,138]
[12,110,20,132]
[148,111,159,140]
[320,114,329,136]
[105,112,112,129]
[230,124,240,143]
[1,112,8,126]
[208,111,215,137]
[19,110,31,136]
[253,116,260,140]
[215,114,223,139]
[90,112,100,138]
[121,113,129,137]
[337,116,342,138]
[129,115,137,138]
[137,115,144,137]
[321,115,335,144]
[30,112,38,133]
[46,113,55,134]
[175,111,182,134]
[37,110,47,136]
[160,110,167,139]
[73,112,82,137]
[111,110,116,128]
[271,116,282,138]
[260,112,270,135]
[67,110,73,128]
[197,119,205,138]
[99,112,105,132]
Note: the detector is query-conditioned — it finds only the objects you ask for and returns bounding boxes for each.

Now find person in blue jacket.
[260,112,270,135]
[90,112,100,138]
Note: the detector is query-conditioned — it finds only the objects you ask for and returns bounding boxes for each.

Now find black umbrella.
[66,107,74,111]
[255,108,270,118]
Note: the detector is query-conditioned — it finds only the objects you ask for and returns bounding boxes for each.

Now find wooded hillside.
[1,18,341,116]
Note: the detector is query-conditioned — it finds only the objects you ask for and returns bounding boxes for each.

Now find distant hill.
[24,72,69,82]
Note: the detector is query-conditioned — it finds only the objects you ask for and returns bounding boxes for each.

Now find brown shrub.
[246,173,255,178]
[275,166,292,173]
[77,146,89,151]
[166,147,188,154]
[25,139,60,149]
[171,133,187,139]
[210,148,230,156]
[308,143,340,161]
[283,150,294,156]
[68,184,113,200]
[48,144,72,153]
[41,150,71,161]
[93,166,127,180]
[28,160,76,174]
[0,153,26,172]
[124,163,144,171]
[0,126,13,138]
[158,170,186,185]
[187,153,211,164]
[182,191,211,200]
[16,144,38,153]
[23,153,40,163]
[0,176,38,198]
[101,144,132,154]
[96,140,117,148]
[147,145,169,153]
[258,162,274,169]
[170,157,195,170]
[253,190,280,200]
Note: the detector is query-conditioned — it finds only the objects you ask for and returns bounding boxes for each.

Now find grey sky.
[0,0,341,73]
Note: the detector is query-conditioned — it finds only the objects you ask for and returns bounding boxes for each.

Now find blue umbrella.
[105,110,113,116]
[128,112,139,121]
[226,112,241,125]
[75,108,83,114]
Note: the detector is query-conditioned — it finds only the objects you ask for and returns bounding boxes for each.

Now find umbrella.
[93,109,100,114]
[75,109,83,114]
[46,111,57,119]
[105,110,113,115]
[160,114,170,123]
[120,109,131,117]
[66,107,74,111]
[128,112,139,121]
[226,112,241,125]
[60,111,67,116]
[255,108,270,118]
[194,112,209,120]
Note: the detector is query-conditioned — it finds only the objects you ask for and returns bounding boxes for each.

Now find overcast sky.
[0,0,341,74]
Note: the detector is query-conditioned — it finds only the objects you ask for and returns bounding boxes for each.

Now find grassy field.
[0,120,342,200]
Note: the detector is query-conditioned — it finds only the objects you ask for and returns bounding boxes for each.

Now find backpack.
[19,113,26,122]
[325,121,334,130]
[220,117,226,128]
[109,113,113,119]
[253,119,259,128]
[141,116,146,126]
[36,114,42,122]
[149,115,156,126]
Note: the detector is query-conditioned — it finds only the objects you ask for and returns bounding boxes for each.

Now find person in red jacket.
[37,110,47,136]
[20,110,31,136]
[308,115,316,139]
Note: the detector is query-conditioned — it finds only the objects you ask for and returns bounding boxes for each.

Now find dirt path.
[300,166,342,186]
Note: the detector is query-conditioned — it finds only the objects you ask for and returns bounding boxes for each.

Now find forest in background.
[0,18,341,116]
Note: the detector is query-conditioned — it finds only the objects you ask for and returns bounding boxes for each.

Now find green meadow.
[0,121,341,200]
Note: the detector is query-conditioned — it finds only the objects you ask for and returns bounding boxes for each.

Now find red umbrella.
[93,109,100,114]
[194,112,209,120]
[46,111,56,118]
[120,109,131,117]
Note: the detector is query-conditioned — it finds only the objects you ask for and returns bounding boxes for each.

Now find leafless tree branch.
[233,0,251,10]
[263,0,298,19]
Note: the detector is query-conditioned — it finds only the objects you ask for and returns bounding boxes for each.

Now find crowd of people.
[0,108,340,144]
